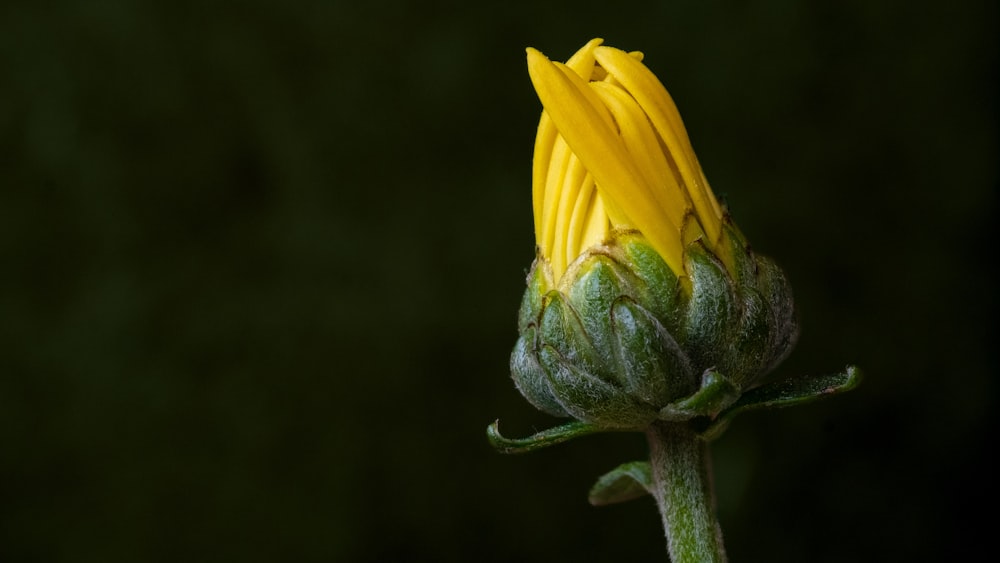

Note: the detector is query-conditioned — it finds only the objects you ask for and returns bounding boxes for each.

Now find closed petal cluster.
[528,38,724,282]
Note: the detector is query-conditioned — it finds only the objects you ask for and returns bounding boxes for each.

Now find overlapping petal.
[527,39,724,283]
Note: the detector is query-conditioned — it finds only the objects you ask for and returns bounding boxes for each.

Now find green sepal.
[683,244,739,371]
[700,365,863,441]
[699,225,775,385]
[611,297,695,406]
[658,371,740,421]
[588,461,653,506]
[754,256,799,374]
[617,233,682,326]
[566,254,626,382]
[723,286,774,385]
[538,292,602,377]
[486,419,608,454]
[720,222,757,285]
[509,327,569,418]
[518,258,551,331]
[539,345,655,429]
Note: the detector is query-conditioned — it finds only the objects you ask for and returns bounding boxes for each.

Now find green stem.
[646,421,727,563]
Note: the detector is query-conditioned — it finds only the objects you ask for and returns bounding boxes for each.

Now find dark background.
[2,1,996,561]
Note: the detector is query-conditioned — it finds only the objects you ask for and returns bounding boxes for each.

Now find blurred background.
[1,0,996,561]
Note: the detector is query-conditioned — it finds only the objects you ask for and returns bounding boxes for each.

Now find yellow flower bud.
[511,39,799,428]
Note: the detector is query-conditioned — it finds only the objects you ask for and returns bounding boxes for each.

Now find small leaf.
[589,461,653,506]
[700,365,863,441]
[658,370,740,421]
[486,420,608,454]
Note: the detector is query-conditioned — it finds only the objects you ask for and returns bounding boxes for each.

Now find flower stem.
[646,421,727,562]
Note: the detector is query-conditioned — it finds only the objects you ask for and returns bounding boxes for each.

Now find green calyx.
[509,224,799,430]
[491,222,862,515]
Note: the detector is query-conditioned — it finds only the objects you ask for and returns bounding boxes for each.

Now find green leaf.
[658,371,740,421]
[486,420,608,454]
[588,461,653,506]
[700,365,863,441]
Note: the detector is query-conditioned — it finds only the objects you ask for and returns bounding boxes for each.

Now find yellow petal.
[593,46,723,244]
[565,38,603,80]
[527,48,685,272]
[589,81,696,238]
[540,134,572,258]
[531,111,557,246]
[579,188,609,253]
[552,150,589,277]
[565,173,599,268]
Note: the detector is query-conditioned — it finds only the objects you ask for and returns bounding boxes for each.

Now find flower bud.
[511,40,798,429]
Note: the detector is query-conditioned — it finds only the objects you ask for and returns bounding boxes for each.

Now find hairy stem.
[646,421,727,562]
